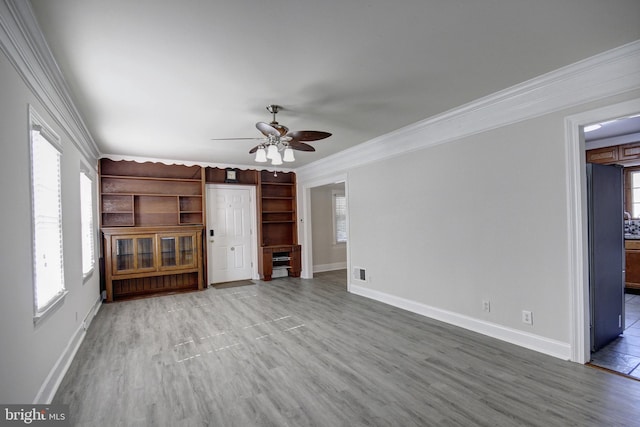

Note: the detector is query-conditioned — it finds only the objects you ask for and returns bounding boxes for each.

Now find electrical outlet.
[482,300,491,312]
[522,310,533,325]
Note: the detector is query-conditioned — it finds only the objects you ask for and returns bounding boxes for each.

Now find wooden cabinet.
[619,142,640,162]
[625,240,640,290]
[103,226,203,301]
[586,141,640,166]
[258,245,301,281]
[100,159,204,227]
[257,170,301,280]
[586,146,618,164]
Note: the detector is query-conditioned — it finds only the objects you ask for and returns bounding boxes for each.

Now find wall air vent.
[353,267,366,282]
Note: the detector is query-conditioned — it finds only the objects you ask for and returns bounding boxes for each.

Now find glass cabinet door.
[115,238,134,271]
[160,237,177,267]
[137,237,154,269]
[179,235,195,266]
[111,235,156,274]
[158,232,197,270]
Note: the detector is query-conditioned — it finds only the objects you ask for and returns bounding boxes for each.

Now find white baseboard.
[33,295,103,404]
[349,283,571,361]
[313,262,347,273]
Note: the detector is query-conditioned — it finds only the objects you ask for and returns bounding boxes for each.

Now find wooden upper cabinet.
[586,146,618,164]
[99,159,205,227]
[586,141,640,166]
[619,142,640,161]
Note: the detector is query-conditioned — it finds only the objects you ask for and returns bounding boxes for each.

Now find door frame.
[566,98,640,363]
[298,173,350,284]
[205,184,260,281]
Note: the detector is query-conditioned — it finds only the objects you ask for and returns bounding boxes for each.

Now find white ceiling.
[28,0,640,168]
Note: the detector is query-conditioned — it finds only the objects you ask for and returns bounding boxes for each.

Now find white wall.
[296,41,640,360]
[310,183,347,272]
[0,3,101,403]
[349,114,572,340]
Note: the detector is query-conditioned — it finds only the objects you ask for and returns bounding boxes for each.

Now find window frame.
[29,106,67,324]
[80,165,96,281]
[624,166,640,219]
[332,190,347,245]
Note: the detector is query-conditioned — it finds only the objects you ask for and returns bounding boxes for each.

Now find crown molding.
[296,40,640,182]
[100,153,293,173]
[0,0,100,165]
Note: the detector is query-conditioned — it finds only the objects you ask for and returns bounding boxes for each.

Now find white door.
[206,186,254,284]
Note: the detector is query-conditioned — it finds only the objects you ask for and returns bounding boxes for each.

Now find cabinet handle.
[230,247,235,251]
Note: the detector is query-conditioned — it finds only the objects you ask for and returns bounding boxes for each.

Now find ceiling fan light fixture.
[255,147,267,162]
[283,147,295,162]
[271,151,283,165]
[266,144,278,160]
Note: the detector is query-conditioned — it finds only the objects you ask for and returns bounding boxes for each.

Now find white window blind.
[30,125,65,313]
[333,192,347,244]
[80,170,95,277]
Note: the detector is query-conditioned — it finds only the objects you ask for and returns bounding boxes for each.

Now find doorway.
[206,184,258,284]
[310,182,347,274]
[299,174,349,282]
[584,114,640,377]
[566,98,640,365]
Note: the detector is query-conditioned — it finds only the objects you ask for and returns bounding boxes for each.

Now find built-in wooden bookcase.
[257,170,301,280]
[100,159,204,227]
[258,170,297,246]
[103,226,204,301]
[99,159,206,301]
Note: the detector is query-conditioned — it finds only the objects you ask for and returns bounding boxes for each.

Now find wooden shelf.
[99,159,204,228]
[257,170,300,280]
[101,175,202,182]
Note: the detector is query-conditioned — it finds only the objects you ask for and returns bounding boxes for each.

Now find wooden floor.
[55,270,640,426]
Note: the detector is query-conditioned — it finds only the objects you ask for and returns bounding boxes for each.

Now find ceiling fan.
[212,105,331,165]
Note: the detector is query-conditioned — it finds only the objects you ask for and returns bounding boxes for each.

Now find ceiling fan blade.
[249,145,261,154]
[286,130,331,142]
[210,137,264,141]
[290,141,316,152]
[256,122,281,137]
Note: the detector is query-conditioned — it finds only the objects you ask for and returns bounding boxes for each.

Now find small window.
[29,108,66,321]
[333,191,347,244]
[80,169,95,278]
[625,168,640,219]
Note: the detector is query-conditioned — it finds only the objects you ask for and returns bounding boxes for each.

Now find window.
[80,169,95,278]
[29,108,66,321]
[333,191,347,244]
[625,168,640,219]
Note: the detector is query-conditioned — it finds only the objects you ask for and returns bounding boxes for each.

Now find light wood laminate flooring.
[54,270,640,426]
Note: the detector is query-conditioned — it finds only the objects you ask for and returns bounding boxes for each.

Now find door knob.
[230,247,235,251]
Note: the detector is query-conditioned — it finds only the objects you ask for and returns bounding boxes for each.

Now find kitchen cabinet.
[625,240,640,290]
[619,143,640,162]
[586,141,640,167]
[586,146,618,164]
